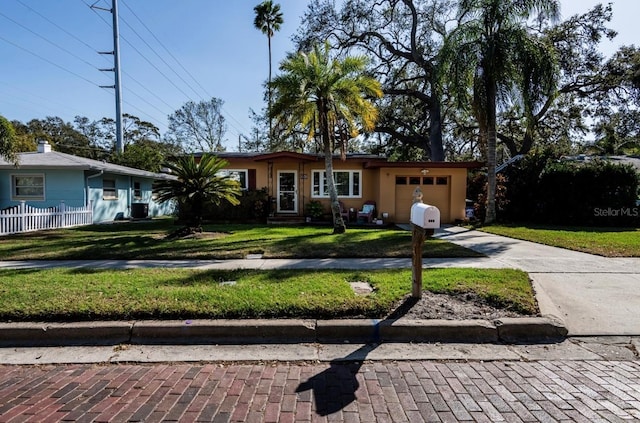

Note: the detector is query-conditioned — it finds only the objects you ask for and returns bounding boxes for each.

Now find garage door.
[395,175,451,223]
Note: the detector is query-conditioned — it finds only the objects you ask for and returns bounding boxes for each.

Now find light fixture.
[420,168,429,175]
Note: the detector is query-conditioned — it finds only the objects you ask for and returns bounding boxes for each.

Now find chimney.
[37,140,51,153]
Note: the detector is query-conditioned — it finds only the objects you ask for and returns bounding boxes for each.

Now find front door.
[277,171,297,213]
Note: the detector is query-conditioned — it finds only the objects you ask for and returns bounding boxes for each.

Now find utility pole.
[92,0,124,154]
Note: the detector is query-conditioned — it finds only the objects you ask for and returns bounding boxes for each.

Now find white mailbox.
[410,203,440,229]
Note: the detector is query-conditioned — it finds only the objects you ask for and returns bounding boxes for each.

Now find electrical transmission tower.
[91,0,124,154]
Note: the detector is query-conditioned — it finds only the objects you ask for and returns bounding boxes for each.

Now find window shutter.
[248,169,257,190]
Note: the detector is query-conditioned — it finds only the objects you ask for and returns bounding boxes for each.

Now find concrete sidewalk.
[0,256,508,270]
[0,337,638,365]
[436,226,640,336]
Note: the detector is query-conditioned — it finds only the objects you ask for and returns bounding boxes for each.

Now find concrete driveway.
[436,226,640,336]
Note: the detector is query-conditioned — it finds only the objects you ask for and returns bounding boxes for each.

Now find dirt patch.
[386,291,533,320]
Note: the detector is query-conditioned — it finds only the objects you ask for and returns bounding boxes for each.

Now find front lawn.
[0,268,536,321]
[0,220,483,260]
[480,224,640,257]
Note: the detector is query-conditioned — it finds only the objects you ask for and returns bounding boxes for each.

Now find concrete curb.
[131,319,317,344]
[0,321,133,346]
[0,317,567,347]
[495,317,568,343]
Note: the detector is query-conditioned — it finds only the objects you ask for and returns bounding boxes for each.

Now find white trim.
[10,173,45,201]
[102,178,118,200]
[277,170,298,213]
[218,169,249,190]
[311,170,362,198]
[133,181,142,200]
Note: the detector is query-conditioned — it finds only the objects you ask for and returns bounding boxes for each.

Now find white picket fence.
[0,201,93,236]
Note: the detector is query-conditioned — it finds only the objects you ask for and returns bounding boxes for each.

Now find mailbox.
[410,203,440,229]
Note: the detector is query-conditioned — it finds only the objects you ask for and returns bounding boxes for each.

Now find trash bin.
[131,203,149,219]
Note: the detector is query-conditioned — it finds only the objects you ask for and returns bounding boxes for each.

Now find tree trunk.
[429,85,445,162]
[267,34,273,150]
[320,104,346,234]
[484,79,498,225]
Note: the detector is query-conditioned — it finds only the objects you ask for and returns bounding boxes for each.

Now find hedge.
[475,154,639,226]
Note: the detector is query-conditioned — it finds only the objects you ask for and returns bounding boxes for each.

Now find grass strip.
[0,221,482,260]
[480,224,640,257]
[0,268,535,321]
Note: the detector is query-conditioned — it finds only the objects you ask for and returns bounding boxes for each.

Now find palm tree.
[442,0,559,224]
[153,154,241,233]
[270,42,382,234]
[254,0,284,149]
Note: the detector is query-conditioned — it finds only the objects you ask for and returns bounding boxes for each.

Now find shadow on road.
[295,296,418,416]
[295,343,375,416]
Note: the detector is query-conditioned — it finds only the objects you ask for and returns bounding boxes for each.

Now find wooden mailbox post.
[410,187,441,298]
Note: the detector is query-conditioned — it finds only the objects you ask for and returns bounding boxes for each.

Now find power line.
[0,35,101,87]
[118,1,251,136]
[123,71,176,111]
[16,0,112,66]
[0,5,163,130]
[101,87,167,131]
[0,10,110,76]
[84,0,250,142]
[122,87,171,118]
[120,0,212,98]
[119,16,205,100]
[0,83,92,118]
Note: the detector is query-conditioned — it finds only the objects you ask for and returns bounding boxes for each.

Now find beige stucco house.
[208,152,482,224]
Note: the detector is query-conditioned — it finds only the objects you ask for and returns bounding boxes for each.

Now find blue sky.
[0,0,637,151]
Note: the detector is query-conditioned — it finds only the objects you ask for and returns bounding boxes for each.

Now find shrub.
[305,200,324,219]
[202,188,269,222]
[467,172,508,223]
[501,151,555,222]
[538,160,638,226]
[471,153,639,226]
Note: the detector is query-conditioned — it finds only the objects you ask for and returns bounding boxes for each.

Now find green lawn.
[480,224,640,257]
[0,268,536,321]
[0,220,483,260]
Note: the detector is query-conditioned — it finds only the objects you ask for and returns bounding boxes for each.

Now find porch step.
[267,216,306,225]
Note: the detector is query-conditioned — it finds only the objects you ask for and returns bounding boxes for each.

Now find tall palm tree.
[270,42,382,234]
[254,0,284,149]
[153,154,241,233]
[442,0,559,224]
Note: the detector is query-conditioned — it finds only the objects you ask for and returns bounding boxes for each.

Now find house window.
[312,170,361,198]
[395,176,407,185]
[11,174,45,200]
[436,177,448,185]
[423,177,434,185]
[133,181,142,200]
[218,169,248,190]
[409,177,421,185]
[103,179,117,200]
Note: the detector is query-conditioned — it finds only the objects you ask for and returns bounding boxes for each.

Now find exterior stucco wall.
[1,169,175,223]
[0,169,86,209]
[219,156,471,223]
[88,173,175,223]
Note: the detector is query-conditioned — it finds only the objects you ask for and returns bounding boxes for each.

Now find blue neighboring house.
[0,141,175,223]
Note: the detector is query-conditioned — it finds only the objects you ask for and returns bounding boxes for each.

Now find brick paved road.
[1,360,639,422]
